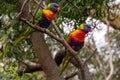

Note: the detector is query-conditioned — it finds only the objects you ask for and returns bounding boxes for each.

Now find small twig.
[106,40,114,80]
[64,71,78,80]
[31,0,44,24]
[109,31,120,42]
[92,33,107,78]
[92,35,107,78]
[105,21,114,80]
[87,34,107,79]
[17,0,29,18]
[52,21,63,38]
[33,0,44,9]
[33,0,44,15]
[66,0,79,10]
[31,0,45,24]
[96,54,107,78]
[83,48,97,66]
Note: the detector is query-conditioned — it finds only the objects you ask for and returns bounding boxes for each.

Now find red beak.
[57,7,60,12]
[89,28,92,32]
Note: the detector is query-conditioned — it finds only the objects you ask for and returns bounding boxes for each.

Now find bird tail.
[14,27,34,45]
[60,52,72,74]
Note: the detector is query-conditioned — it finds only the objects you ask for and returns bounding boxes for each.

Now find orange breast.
[42,10,56,21]
[70,30,86,42]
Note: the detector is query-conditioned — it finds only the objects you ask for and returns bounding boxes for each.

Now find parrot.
[36,3,60,28]
[60,23,92,74]
[14,3,60,45]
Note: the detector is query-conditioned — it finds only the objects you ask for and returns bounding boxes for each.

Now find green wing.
[14,9,42,45]
[35,9,42,24]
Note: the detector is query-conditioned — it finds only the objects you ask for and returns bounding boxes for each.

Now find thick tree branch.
[18,62,42,76]
[31,31,64,80]
[20,17,63,43]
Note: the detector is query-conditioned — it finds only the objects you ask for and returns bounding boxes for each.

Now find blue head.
[78,23,92,33]
[49,3,60,13]
[84,24,92,33]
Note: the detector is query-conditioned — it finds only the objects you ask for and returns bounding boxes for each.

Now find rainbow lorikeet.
[36,3,60,28]
[14,3,60,44]
[60,23,92,74]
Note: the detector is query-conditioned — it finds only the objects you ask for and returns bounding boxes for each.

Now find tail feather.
[60,55,72,74]
[14,27,34,45]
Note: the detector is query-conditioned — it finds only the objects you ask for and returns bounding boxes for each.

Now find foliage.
[0,0,18,14]
[0,0,119,80]
[48,0,106,26]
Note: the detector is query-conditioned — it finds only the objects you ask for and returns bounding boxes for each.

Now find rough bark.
[30,32,64,80]
[109,17,120,30]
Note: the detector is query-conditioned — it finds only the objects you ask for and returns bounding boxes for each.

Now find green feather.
[77,23,84,30]
[14,9,43,45]
[14,26,34,45]
[35,9,42,24]
[60,52,72,74]
[45,4,51,10]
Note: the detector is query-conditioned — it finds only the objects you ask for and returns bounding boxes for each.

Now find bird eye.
[53,4,59,7]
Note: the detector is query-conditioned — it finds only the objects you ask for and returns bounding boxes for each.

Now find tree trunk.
[30,32,64,80]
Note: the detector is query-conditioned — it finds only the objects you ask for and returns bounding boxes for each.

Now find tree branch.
[17,0,29,18]
[105,20,114,80]
[33,0,43,15]
[96,53,107,78]
[87,36,108,79]
[20,17,63,43]
[83,48,97,66]
[64,71,77,80]
[18,62,42,76]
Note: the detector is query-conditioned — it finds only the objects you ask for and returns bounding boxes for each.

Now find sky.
[86,18,108,48]
[86,0,120,48]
